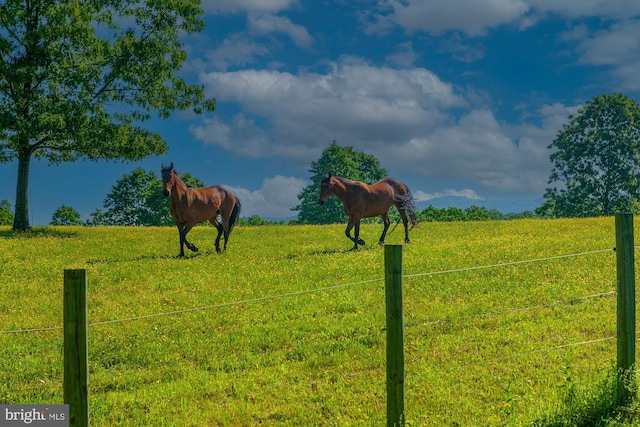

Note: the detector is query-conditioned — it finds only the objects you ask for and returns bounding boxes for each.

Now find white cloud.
[226,175,307,217]
[249,14,313,47]
[576,20,640,66]
[385,42,419,67]
[190,115,272,158]
[371,0,640,37]
[194,59,467,161]
[529,0,640,20]
[376,0,530,36]
[414,189,481,201]
[201,0,296,14]
[572,19,640,91]
[193,57,574,195]
[377,109,541,192]
[204,34,270,71]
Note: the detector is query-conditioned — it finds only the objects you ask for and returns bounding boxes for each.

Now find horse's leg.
[182,223,198,253]
[221,215,232,252]
[353,218,365,249]
[345,218,357,248]
[211,218,224,252]
[398,208,410,244]
[176,225,185,257]
[379,213,390,245]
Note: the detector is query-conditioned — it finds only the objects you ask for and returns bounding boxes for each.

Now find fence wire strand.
[405,290,616,329]
[403,248,613,280]
[0,247,614,335]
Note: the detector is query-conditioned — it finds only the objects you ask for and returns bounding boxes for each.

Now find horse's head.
[161,162,175,197]
[318,172,333,206]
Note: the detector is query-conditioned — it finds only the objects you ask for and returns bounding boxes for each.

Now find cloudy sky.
[2,0,640,224]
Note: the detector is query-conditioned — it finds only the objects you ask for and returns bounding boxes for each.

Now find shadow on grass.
[0,226,78,239]
[86,251,211,265]
[531,368,638,427]
[280,244,379,260]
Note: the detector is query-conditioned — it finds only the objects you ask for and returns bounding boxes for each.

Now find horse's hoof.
[358,239,365,245]
[405,239,410,244]
[190,245,199,252]
[378,241,385,246]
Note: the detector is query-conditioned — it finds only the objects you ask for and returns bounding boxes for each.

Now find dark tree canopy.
[0,199,13,225]
[0,0,215,230]
[538,93,640,218]
[50,205,82,226]
[294,141,388,224]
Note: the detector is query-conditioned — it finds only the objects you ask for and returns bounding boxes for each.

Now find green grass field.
[0,218,638,426]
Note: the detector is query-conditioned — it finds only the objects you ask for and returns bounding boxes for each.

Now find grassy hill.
[0,218,637,426]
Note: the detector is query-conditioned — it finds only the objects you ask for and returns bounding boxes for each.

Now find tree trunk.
[13,148,31,231]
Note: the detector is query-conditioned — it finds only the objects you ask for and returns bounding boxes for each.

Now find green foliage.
[238,215,286,226]
[0,218,636,426]
[539,93,640,218]
[532,367,634,426]
[0,0,215,230]
[102,168,161,226]
[294,141,388,224]
[418,204,535,222]
[101,168,205,226]
[50,205,82,226]
[86,209,108,226]
[0,199,13,225]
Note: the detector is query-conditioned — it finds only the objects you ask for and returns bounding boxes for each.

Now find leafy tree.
[506,210,537,220]
[50,205,82,225]
[0,0,216,231]
[0,199,13,225]
[418,205,441,222]
[418,204,514,222]
[465,205,493,221]
[538,93,640,218]
[102,169,158,226]
[294,141,388,224]
[246,215,268,226]
[86,209,108,226]
[441,207,467,222]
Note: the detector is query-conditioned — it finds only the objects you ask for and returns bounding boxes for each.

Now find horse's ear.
[169,162,174,170]
[323,172,331,179]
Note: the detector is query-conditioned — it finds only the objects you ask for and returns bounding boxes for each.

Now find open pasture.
[0,217,630,425]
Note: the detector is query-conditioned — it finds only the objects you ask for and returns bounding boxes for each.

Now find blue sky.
[2,0,640,225]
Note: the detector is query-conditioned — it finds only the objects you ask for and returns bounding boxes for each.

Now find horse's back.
[173,185,231,224]
[377,177,408,196]
[205,186,239,217]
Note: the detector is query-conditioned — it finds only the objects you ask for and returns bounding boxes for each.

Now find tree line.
[0,142,538,227]
[0,196,538,227]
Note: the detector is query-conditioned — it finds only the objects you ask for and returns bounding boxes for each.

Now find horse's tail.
[229,197,242,233]
[394,187,418,228]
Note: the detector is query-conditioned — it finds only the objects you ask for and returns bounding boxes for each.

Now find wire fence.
[1,245,624,423]
[0,247,614,336]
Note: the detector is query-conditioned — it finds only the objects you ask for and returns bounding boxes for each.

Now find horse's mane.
[333,176,365,186]
[162,166,196,189]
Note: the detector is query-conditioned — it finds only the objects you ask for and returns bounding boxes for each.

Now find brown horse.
[161,163,241,256]
[318,172,417,250]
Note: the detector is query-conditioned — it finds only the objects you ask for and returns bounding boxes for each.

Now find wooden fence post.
[385,245,405,427]
[615,213,636,404]
[64,269,89,427]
